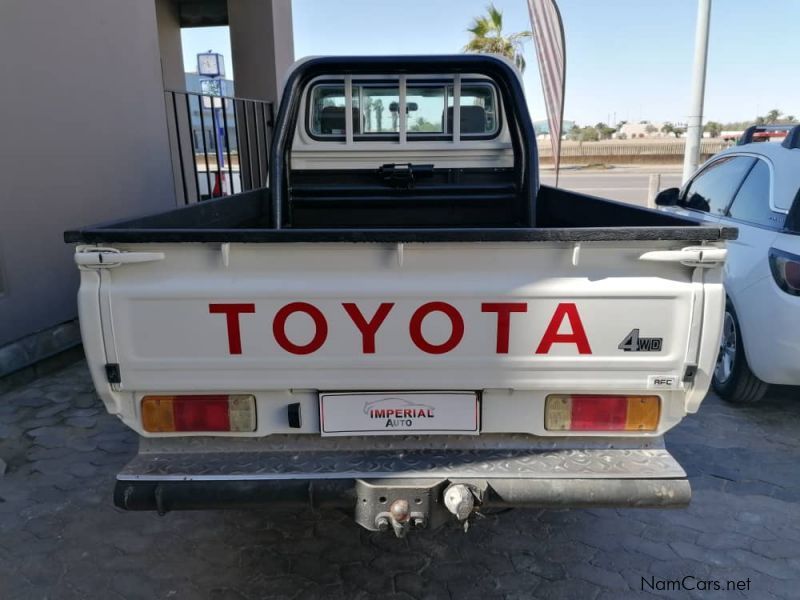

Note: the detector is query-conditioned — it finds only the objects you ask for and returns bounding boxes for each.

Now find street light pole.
[682,0,712,183]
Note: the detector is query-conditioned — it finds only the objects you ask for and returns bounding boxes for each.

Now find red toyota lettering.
[273,302,328,355]
[481,302,528,353]
[409,302,464,354]
[342,302,394,353]
[535,303,592,355]
[209,303,256,355]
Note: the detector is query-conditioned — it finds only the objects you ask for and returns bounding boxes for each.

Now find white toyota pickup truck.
[65,56,735,536]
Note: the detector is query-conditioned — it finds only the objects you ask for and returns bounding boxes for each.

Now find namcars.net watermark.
[642,576,751,593]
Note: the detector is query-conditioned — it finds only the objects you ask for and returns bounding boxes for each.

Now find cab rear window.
[307,79,499,140]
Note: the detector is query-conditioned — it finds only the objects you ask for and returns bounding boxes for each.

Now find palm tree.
[704,121,723,138]
[756,109,793,125]
[373,99,384,133]
[364,98,374,132]
[464,3,532,72]
[765,109,783,124]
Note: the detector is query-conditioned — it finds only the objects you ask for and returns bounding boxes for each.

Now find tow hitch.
[354,479,482,537]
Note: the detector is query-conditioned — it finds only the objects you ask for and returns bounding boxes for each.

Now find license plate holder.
[319,391,479,436]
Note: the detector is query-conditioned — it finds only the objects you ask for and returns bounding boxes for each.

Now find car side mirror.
[654,187,680,206]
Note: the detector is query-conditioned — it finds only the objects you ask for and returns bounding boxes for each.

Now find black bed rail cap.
[285,54,524,76]
[62,225,738,245]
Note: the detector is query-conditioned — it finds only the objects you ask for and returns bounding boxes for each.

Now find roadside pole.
[647,173,661,208]
[682,0,712,183]
[212,105,226,195]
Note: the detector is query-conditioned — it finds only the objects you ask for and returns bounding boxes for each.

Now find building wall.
[228,0,295,103]
[0,0,177,347]
[156,0,186,91]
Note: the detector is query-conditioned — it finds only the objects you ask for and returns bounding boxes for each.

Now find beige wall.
[0,0,177,346]
[227,0,294,191]
[156,0,186,90]
[228,0,295,103]
[156,0,194,206]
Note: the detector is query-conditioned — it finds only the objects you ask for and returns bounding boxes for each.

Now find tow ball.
[376,498,427,538]
[354,480,481,537]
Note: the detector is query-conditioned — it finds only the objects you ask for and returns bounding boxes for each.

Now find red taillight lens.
[570,395,628,430]
[545,395,660,431]
[769,248,800,296]
[173,396,231,431]
[142,395,256,432]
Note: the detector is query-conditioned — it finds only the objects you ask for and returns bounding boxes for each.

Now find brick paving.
[0,360,798,599]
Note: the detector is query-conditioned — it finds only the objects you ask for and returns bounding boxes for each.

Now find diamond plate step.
[117,447,686,481]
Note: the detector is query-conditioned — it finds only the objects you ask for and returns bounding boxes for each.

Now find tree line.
[564,109,796,142]
[704,109,796,138]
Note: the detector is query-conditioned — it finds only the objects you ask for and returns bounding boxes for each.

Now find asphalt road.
[540,169,683,207]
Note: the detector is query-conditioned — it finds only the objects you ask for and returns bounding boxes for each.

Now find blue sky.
[181,0,800,126]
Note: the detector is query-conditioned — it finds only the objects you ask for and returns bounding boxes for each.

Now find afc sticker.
[647,375,683,390]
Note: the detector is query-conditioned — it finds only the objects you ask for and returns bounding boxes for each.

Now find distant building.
[615,121,689,139]
[533,119,576,139]
[616,121,665,139]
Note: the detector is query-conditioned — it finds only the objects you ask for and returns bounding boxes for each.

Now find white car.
[657,125,800,402]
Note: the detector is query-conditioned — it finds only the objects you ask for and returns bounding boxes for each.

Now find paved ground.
[0,360,798,599]
[541,168,683,207]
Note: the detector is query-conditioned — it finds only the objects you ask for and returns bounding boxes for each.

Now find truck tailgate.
[78,239,723,437]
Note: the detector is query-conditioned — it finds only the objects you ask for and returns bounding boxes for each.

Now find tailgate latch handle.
[75,247,165,269]
[638,246,727,268]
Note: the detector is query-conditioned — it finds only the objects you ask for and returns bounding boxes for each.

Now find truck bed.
[65,185,737,244]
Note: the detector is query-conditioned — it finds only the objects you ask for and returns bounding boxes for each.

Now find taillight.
[545,395,660,431]
[769,248,800,296]
[141,395,256,432]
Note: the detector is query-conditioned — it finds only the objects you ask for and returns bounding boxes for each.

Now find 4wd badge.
[618,329,663,352]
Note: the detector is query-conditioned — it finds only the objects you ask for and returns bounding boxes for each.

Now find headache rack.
[271,55,538,229]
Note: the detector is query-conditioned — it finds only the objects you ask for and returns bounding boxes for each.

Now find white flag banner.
[527,0,566,185]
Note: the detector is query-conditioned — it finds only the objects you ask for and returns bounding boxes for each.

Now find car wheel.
[712,301,769,403]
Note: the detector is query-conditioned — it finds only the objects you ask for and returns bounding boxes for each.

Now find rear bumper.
[114,441,691,513]
[115,477,690,512]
